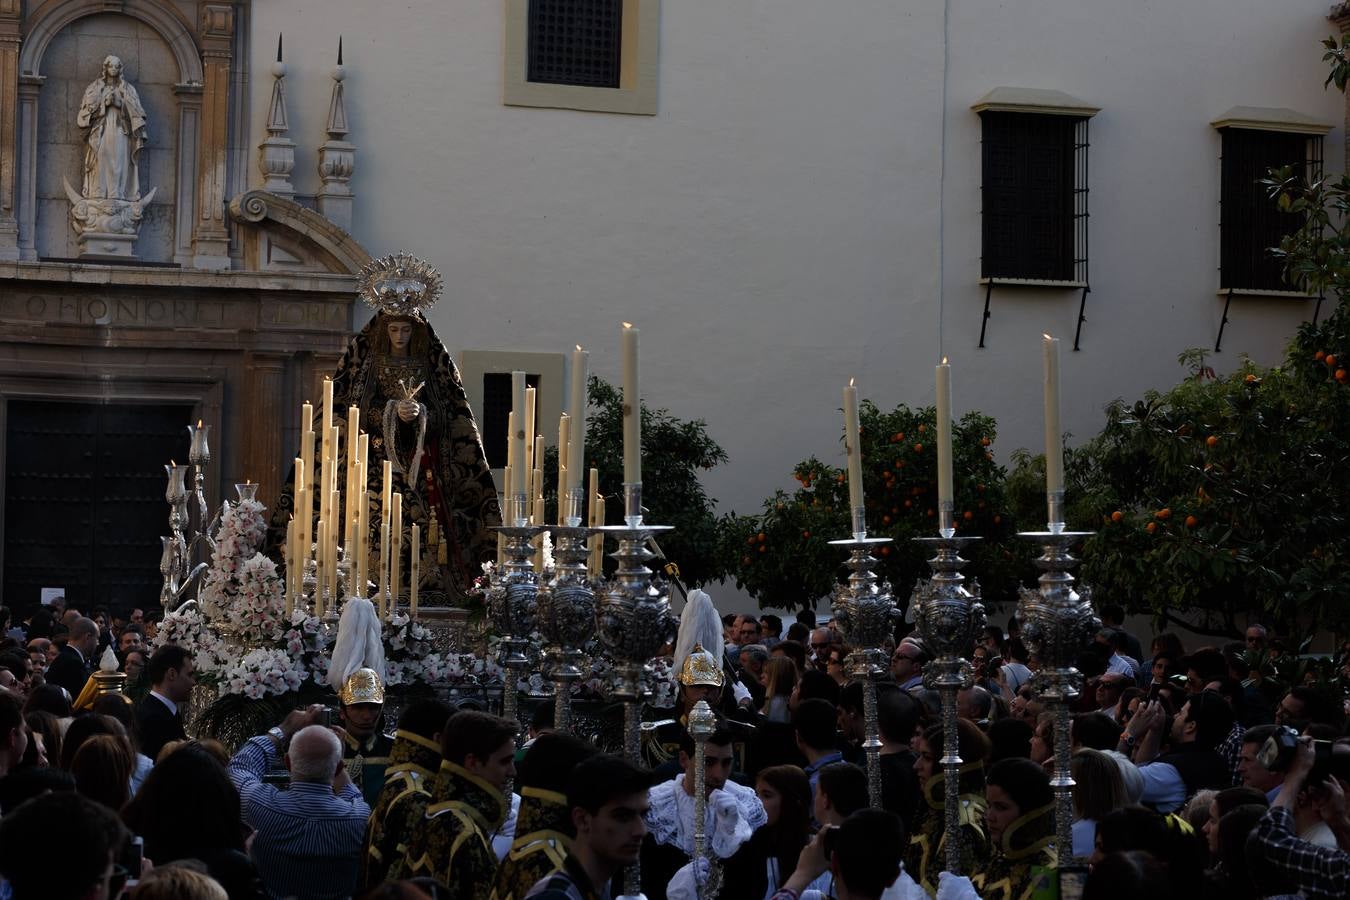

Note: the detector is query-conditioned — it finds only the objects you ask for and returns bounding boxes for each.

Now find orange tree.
[717,400,1027,613]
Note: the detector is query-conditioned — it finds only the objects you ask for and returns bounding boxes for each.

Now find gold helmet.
[339,667,385,706]
[678,643,725,688]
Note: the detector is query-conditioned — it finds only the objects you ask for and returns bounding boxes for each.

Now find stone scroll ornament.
[266,253,504,605]
[63,55,156,256]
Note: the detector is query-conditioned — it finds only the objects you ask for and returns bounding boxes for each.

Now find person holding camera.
[227,703,371,900]
[1252,734,1350,898]
[1119,691,1234,813]
[767,808,922,900]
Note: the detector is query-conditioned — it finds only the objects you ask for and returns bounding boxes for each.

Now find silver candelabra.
[160,422,217,611]
[1015,492,1097,863]
[539,488,599,733]
[489,494,545,737]
[596,483,678,900]
[689,698,723,900]
[830,506,896,810]
[912,517,985,875]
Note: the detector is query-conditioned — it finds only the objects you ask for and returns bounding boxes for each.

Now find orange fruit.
[757,532,766,543]
[1337,369,1348,383]
[980,437,991,447]
[891,432,903,443]
[926,508,935,517]
[918,424,927,433]
[1315,350,1326,361]
[837,474,846,483]
[904,500,913,509]
[746,536,756,546]
[1326,354,1338,367]
[891,506,899,514]
[1185,515,1198,528]
[1206,435,1219,447]
[978,500,986,509]
[1244,374,1258,383]
[1155,508,1171,520]
[914,443,924,453]
[758,545,767,553]
[802,530,811,539]
[1111,510,1123,523]
[1146,522,1157,534]
[963,510,974,522]
[741,555,751,566]
[882,515,892,525]
[993,515,1002,525]
[880,546,891,557]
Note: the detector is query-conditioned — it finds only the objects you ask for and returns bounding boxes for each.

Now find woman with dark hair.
[22,711,60,768]
[123,743,264,899]
[722,765,814,900]
[1084,851,1178,900]
[23,683,71,719]
[906,719,991,894]
[759,657,797,724]
[91,692,153,793]
[70,733,134,811]
[59,713,123,771]
[1201,804,1269,900]
[1092,806,1205,895]
[968,757,1055,900]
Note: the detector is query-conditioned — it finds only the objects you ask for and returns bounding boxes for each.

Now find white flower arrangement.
[199,499,288,645]
[221,647,308,699]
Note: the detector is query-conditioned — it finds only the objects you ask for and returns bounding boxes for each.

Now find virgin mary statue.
[77,55,148,201]
[269,253,502,603]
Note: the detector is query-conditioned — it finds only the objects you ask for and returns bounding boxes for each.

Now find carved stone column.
[0,0,20,261]
[174,83,204,266]
[193,3,235,270]
[258,35,295,199]
[244,354,287,511]
[15,74,43,261]
[316,41,354,232]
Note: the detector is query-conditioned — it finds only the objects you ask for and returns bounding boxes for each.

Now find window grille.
[979,112,1090,284]
[527,0,623,89]
[1219,129,1322,292]
[481,372,539,469]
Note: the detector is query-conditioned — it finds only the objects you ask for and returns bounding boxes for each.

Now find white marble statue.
[63,55,156,254]
[78,55,148,201]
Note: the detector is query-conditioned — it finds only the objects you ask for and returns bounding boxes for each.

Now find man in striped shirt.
[229,707,371,900]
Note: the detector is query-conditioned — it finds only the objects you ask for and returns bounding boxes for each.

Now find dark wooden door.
[4,400,191,613]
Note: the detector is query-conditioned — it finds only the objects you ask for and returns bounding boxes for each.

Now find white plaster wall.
[249,0,1343,606]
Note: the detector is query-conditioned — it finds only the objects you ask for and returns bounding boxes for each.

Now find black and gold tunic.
[905,762,990,896]
[342,728,394,808]
[489,786,572,900]
[968,803,1056,900]
[402,760,508,900]
[362,729,442,889]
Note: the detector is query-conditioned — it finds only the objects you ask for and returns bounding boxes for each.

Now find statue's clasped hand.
[396,399,421,423]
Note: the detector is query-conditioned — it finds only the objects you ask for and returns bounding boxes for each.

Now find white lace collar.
[645,775,766,858]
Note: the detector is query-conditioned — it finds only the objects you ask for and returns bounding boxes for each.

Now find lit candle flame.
[849,377,855,387]
[942,356,948,365]
[170,459,176,467]
[1043,333,1053,340]
[196,419,203,428]
[622,322,634,329]
[576,344,583,351]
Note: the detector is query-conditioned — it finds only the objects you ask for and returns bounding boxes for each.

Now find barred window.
[527,0,623,89]
[979,111,1089,283]
[1219,128,1321,292]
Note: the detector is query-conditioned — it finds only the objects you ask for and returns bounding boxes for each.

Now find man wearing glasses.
[809,627,838,670]
[890,638,930,692]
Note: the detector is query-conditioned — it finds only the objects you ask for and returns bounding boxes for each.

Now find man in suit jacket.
[136,644,195,760]
[43,617,98,698]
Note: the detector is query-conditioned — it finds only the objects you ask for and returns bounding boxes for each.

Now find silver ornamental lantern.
[597,483,678,900]
[1015,494,1097,863]
[689,698,724,900]
[912,523,986,875]
[539,487,599,733]
[830,507,896,810]
[490,493,546,736]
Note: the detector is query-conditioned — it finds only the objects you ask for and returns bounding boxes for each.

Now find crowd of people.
[0,595,1348,900]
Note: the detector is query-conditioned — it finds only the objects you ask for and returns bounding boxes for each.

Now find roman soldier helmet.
[339,666,385,706]
[678,643,725,688]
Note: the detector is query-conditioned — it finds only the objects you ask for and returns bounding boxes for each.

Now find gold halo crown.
[339,667,386,706]
[357,252,442,318]
[678,643,725,688]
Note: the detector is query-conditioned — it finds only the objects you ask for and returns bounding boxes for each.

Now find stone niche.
[35,13,178,261]
[34,14,176,260]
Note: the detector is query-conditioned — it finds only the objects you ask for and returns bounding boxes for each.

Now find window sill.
[1216,288,1318,300]
[979,277,1087,289]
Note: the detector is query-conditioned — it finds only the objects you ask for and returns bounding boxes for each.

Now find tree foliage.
[718,400,1028,612]
[541,376,729,588]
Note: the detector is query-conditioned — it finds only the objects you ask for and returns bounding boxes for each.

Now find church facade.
[0,0,1344,609]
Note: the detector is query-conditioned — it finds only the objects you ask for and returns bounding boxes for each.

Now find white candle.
[315,517,326,617]
[622,323,640,484]
[568,345,589,492]
[410,523,420,617]
[320,379,334,531]
[524,386,537,476]
[285,517,296,617]
[843,379,864,515]
[346,406,360,549]
[390,493,402,610]
[936,359,953,530]
[1043,334,1064,496]
[558,413,570,494]
[329,487,340,599]
[511,371,528,500]
[357,434,369,596]
[381,460,393,527]
[588,466,602,578]
[379,522,390,618]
